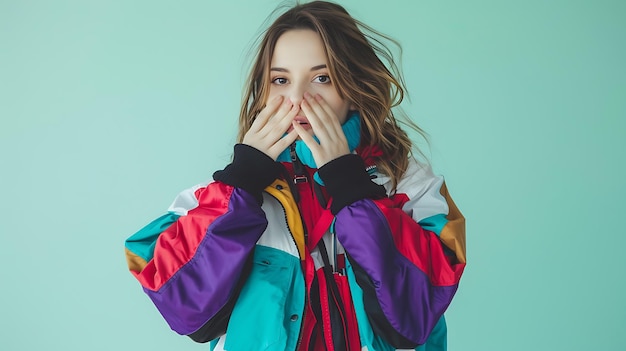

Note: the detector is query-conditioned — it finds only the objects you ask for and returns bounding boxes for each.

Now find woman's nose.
[287,84,307,106]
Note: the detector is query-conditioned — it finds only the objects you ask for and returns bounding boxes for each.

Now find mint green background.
[1,0,624,350]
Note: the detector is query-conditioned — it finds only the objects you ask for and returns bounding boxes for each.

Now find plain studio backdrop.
[1,0,624,350]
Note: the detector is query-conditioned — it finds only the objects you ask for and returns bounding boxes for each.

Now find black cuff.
[318,154,387,214]
[213,144,282,203]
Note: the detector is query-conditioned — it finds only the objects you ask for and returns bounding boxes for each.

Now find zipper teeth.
[268,188,308,350]
[292,190,311,351]
[290,143,297,161]
[266,190,299,253]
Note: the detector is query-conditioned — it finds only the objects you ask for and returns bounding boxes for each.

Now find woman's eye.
[272,77,288,85]
[314,75,331,84]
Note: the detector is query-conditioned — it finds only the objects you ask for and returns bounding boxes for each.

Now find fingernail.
[315,94,322,101]
[304,91,312,99]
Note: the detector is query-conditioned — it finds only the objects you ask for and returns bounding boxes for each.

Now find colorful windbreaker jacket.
[125,144,466,351]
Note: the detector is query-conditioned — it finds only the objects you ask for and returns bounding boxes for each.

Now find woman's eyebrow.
[270,64,328,72]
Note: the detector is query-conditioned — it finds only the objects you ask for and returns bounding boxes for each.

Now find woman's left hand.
[292,92,350,167]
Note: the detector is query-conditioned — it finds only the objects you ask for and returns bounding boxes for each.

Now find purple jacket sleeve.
[125,144,284,342]
[319,155,466,347]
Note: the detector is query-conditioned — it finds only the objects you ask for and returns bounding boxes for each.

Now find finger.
[306,96,343,140]
[313,94,343,127]
[304,92,336,126]
[258,98,294,138]
[277,101,299,128]
[303,92,326,120]
[301,97,349,162]
[309,95,348,146]
[265,102,298,140]
[311,94,346,141]
[292,120,320,151]
[300,98,321,129]
[269,128,300,158]
[250,95,283,132]
[300,99,331,142]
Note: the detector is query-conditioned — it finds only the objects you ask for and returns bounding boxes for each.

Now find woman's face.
[267,29,351,131]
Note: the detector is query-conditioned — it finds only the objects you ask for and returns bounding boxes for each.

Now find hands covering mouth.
[242,92,350,167]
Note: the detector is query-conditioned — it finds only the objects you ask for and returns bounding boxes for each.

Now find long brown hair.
[238,1,427,191]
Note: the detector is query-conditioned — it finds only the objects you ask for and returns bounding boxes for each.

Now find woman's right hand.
[242,95,300,160]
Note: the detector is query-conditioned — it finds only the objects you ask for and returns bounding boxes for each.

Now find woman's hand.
[292,92,350,167]
[242,95,300,160]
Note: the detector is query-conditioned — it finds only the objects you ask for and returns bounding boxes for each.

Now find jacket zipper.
[288,144,311,351]
[265,187,308,351]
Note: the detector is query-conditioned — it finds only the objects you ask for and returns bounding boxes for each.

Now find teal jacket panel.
[224,245,305,351]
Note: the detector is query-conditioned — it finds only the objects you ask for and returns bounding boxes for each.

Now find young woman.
[125,2,466,350]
